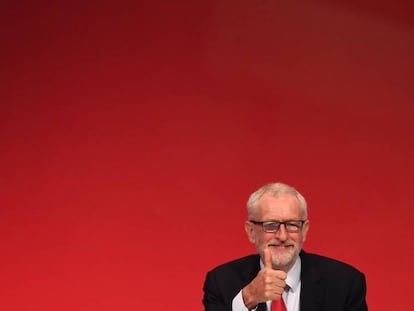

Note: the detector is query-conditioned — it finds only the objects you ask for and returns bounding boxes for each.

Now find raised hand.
[241,248,287,309]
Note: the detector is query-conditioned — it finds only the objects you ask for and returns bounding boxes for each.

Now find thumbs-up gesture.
[241,248,287,309]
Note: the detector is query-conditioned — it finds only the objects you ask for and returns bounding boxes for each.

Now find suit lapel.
[239,254,261,284]
[299,251,323,311]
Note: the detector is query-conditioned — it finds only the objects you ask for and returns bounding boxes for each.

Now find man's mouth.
[268,244,292,250]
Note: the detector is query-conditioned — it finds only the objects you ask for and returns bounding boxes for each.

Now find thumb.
[263,247,273,269]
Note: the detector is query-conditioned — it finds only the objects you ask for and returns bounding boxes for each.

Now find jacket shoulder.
[208,254,260,274]
[301,251,365,277]
[203,255,261,307]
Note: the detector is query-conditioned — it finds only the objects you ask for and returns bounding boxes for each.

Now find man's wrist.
[242,286,258,310]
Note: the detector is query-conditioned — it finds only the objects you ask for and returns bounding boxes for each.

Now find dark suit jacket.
[203,250,368,311]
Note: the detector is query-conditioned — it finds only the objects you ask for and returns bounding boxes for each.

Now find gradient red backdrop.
[1,1,413,310]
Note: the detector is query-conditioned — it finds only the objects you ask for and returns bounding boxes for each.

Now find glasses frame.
[249,220,306,233]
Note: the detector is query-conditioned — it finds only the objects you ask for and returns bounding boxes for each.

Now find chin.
[273,258,293,268]
[272,252,295,268]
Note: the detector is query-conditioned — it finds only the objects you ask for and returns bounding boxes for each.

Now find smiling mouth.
[268,244,292,249]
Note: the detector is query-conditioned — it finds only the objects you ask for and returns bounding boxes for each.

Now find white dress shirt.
[232,256,301,311]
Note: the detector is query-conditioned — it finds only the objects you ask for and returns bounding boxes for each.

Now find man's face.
[245,193,309,272]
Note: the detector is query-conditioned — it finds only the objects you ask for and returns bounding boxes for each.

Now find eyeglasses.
[249,220,306,233]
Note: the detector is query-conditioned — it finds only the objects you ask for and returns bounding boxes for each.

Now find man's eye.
[287,222,299,227]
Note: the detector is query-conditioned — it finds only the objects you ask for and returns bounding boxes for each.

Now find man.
[203,182,368,311]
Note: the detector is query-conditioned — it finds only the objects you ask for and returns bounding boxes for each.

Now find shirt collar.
[286,256,301,292]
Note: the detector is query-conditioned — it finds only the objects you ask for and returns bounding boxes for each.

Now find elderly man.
[203,182,368,311]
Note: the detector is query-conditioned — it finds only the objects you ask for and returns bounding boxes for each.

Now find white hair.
[246,182,308,219]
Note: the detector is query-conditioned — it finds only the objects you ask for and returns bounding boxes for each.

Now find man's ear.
[244,221,256,244]
[302,219,310,242]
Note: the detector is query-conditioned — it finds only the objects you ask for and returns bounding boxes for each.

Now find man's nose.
[275,223,289,240]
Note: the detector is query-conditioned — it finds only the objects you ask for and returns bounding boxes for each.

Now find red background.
[1,1,413,310]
